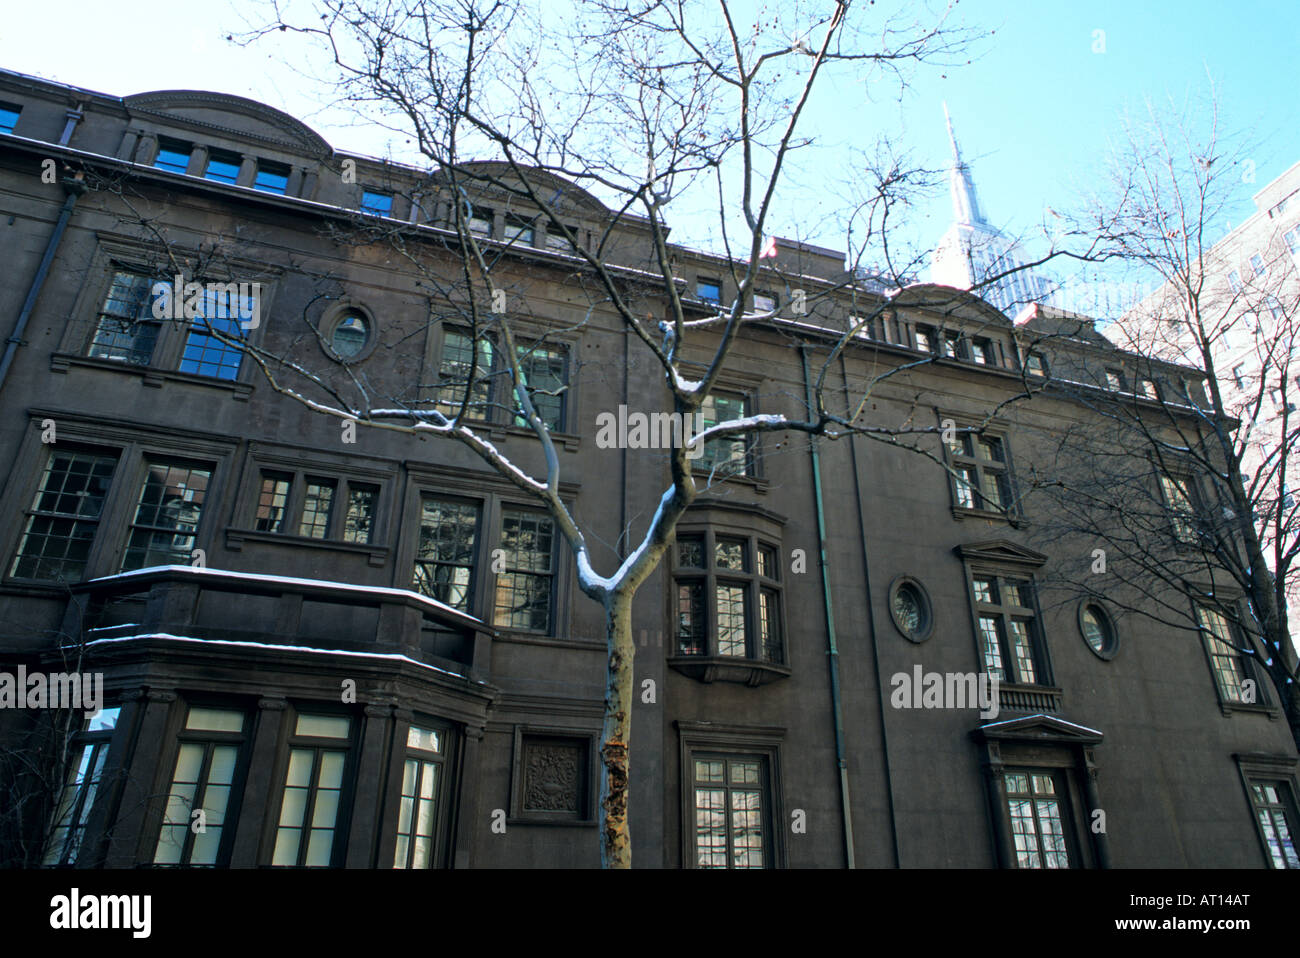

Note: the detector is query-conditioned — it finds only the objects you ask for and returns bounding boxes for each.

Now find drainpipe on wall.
[840,352,901,867]
[0,173,85,396]
[800,345,856,868]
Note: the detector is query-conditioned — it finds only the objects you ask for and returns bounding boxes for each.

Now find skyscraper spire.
[943,103,985,228]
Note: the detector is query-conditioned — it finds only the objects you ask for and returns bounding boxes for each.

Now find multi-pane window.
[42,708,120,866]
[178,286,247,380]
[1196,605,1250,704]
[271,713,353,867]
[692,755,770,869]
[0,101,21,133]
[946,431,1013,514]
[204,149,242,185]
[1024,351,1046,377]
[515,342,568,431]
[1227,270,1242,293]
[121,461,211,571]
[153,137,192,175]
[1285,227,1300,257]
[971,573,1043,685]
[153,706,247,867]
[1105,368,1124,391]
[393,724,449,870]
[361,190,393,216]
[251,470,377,544]
[1249,781,1300,869]
[1004,770,1071,869]
[673,532,783,663]
[413,496,480,611]
[1159,473,1197,544]
[87,270,163,365]
[435,329,495,419]
[915,325,936,353]
[753,291,776,312]
[544,223,577,251]
[1250,253,1265,276]
[11,450,117,581]
[465,204,494,237]
[697,278,721,304]
[493,509,555,631]
[972,339,996,365]
[942,331,963,359]
[253,160,290,194]
[1138,377,1159,399]
[255,472,292,533]
[696,393,751,478]
[298,480,336,538]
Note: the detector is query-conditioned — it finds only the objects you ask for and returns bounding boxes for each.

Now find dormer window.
[204,149,242,186]
[154,137,193,175]
[254,160,290,195]
[361,190,394,217]
[503,213,535,246]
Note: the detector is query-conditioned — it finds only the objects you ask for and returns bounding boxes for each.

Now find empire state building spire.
[943,102,986,228]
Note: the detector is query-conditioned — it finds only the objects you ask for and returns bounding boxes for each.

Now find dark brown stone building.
[0,67,1296,869]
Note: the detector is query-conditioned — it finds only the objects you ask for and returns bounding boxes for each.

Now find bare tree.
[1024,91,1300,746]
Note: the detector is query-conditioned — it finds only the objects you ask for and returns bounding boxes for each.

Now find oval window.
[1080,602,1118,660]
[331,313,369,359]
[889,577,933,642]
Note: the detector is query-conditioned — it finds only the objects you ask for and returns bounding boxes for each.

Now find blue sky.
[2,0,1296,283]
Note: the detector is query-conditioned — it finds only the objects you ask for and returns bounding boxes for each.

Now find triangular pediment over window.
[970,713,1103,746]
[954,539,1048,568]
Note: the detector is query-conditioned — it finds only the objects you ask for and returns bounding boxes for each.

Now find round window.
[330,312,369,359]
[889,577,933,643]
[1079,601,1118,660]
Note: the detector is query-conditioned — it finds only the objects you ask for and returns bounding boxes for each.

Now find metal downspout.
[800,345,855,867]
[0,176,84,394]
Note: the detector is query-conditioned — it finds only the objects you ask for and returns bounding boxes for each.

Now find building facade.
[0,68,1298,869]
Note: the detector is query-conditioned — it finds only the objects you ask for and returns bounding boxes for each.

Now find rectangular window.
[493,509,554,631]
[1004,770,1071,869]
[1233,365,1246,388]
[697,393,750,479]
[1250,253,1265,276]
[971,574,1042,684]
[0,101,21,134]
[271,713,352,867]
[1227,270,1242,293]
[298,479,336,539]
[177,286,248,380]
[1250,781,1300,869]
[754,291,776,312]
[341,484,377,544]
[1138,377,1159,399]
[121,461,212,571]
[153,137,192,175]
[947,432,1013,515]
[972,339,996,365]
[1285,227,1300,257]
[1196,605,1249,704]
[515,342,568,431]
[393,724,448,869]
[672,533,783,663]
[1105,368,1124,391]
[697,278,721,304]
[361,190,393,216]
[545,223,577,250]
[502,213,535,245]
[43,708,120,866]
[11,450,117,581]
[1160,473,1196,543]
[465,205,493,237]
[942,331,963,359]
[255,472,292,533]
[915,325,936,353]
[253,160,290,194]
[1024,352,1046,377]
[153,706,247,866]
[87,270,163,366]
[435,329,494,419]
[413,496,480,611]
[204,149,242,185]
[692,755,770,869]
